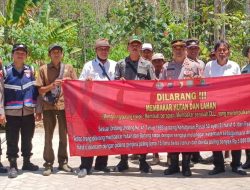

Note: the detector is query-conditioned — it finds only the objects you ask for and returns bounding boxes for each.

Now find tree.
[0,0,80,68]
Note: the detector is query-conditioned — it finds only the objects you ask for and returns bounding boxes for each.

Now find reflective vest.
[3,64,38,110]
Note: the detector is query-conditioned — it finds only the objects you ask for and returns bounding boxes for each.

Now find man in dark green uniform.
[114,35,155,173]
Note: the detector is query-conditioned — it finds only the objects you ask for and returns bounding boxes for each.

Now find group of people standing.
[0,35,249,179]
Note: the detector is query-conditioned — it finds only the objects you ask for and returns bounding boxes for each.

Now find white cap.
[142,43,153,51]
[152,53,165,61]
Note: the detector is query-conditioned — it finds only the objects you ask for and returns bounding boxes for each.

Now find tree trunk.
[214,0,221,42]
[247,0,250,43]
[220,0,226,40]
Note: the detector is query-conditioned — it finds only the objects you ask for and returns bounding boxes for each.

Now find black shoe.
[94,166,110,173]
[182,169,192,177]
[164,167,180,175]
[113,161,129,172]
[0,162,8,173]
[22,162,39,171]
[242,161,250,169]
[208,167,225,175]
[232,167,247,175]
[139,161,152,173]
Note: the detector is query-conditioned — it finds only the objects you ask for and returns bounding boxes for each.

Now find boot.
[43,163,53,176]
[164,153,180,175]
[113,155,129,172]
[182,154,192,177]
[113,160,129,172]
[22,157,39,171]
[242,149,250,169]
[139,160,152,173]
[8,158,18,178]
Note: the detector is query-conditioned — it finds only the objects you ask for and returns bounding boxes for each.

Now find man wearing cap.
[150,53,166,165]
[161,40,201,177]
[186,39,207,164]
[0,44,42,178]
[241,46,250,169]
[141,43,153,61]
[78,38,116,177]
[130,43,154,161]
[114,35,155,173]
[186,39,205,72]
[152,53,165,79]
[36,44,77,176]
[0,57,8,174]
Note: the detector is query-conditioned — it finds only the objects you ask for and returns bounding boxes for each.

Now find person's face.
[128,41,142,56]
[209,52,216,60]
[13,50,27,64]
[142,49,153,61]
[152,59,164,72]
[172,45,186,59]
[215,44,230,61]
[187,46,200,59]
[49,49,63,63]
[96,46,110,60]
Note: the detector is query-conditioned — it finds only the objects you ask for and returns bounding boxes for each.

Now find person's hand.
[53,79,62,87]
[0,114,6,125]
[35,113,42,121]
[120,77,126,81]
[86,77,93,81]
[63,77,71,80]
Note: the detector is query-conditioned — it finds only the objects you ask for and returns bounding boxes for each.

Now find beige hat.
[95,38,110,48]
[152,53,165,61]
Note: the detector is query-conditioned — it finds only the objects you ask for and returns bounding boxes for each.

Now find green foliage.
[38,0,50,25]
[9,18,79,66]
[100,0,189,61]
[0,0,249,69]
[12,0,29,23]
[0,0,80,69]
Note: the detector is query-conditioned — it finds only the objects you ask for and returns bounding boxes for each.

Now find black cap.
[171,39,186,47]
[12,44,28,53]
[186,39,199,48]
[48,44,63,52]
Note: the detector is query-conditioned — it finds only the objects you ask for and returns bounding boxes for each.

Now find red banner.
[63,75,250,157]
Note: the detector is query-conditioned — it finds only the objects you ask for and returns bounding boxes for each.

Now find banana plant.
[0,0,44,45]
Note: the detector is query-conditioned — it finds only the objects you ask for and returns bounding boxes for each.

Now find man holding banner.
[37,44,77,176]
[113,35,155,173]
[204,40,246,175]
[0,57,7,174]
[78,38,117,177]
[161,39,202,177]
[241,46,250,169]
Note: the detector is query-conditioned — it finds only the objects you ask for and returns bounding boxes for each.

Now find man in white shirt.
[241,46,250,169]
[204,40,246,176]
[78,38,116,177]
